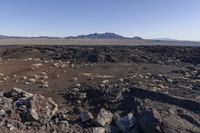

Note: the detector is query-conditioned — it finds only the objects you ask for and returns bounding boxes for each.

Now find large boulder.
[162,115,200,133]
[26,94,58,123]
[137,109,161,133]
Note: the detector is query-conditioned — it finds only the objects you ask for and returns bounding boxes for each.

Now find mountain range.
[0,33,143,40]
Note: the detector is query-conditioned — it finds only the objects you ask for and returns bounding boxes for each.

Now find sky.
[0,0,200,40]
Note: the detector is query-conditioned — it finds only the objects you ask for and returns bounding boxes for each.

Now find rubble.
[0,88,59,132]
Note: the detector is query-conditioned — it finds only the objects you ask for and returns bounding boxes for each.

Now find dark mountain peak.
[68,32,128,39]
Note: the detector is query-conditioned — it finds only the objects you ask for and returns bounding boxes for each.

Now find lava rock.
[105,126,120,133]
[137,109,161,133]
[80,111,94,122]
[162,115,200,133]
[115,113,136,132]
[93,127,106,133]
[26,94,58,123]
[96,108,113,126]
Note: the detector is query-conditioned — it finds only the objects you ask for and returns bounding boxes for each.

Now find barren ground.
[0,45,200,133]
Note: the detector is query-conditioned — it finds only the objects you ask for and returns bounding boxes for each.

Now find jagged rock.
[96,108,113,126]
[115,113,136,132]
[137,109,161,133]
[162,115,200,133]
[93,127,105,133]
[2,97,12,108]
[0,109,6,116]
[26,94,58,123]
[80,111,94,122]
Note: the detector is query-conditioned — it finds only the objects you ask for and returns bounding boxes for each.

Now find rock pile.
[80,108,161,133]
[0,86,200,133]
[0,88,61,132]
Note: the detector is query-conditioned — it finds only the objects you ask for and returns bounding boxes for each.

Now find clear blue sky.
[0,0,199,40]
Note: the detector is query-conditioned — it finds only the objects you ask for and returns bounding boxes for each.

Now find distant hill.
[0,33,143,40]
[0,35,60,39]
[0,35,9,39]
[154,38,178,41]
[66,32,129,39]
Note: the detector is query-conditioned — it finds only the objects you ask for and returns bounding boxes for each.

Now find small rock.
[42,83,49,88]
[54,117,60,124]
[80,111,94,122]
[139,75,144,79]
[28,78,36,82]
[33,75,39,79]
[119,78,124,82]
[93,127,105,133]
[73,77,78,81]
[0,73,4,76]
[0,109,6,116]
[167,78,173,83]
[2,97,13,108]
[43,75,48,79]
[96,108,113,126]
[76,83,81,87]
[157,84,165,89]
[105,126,120,133]
[30,63,43,70]
[115,113,136,132]
[59,120,69,127]
[102,80,109,84]
[7,123,14,130]
[79,93,87,99]
[22,76,27,80]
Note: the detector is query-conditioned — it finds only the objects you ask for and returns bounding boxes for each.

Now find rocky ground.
[0,45,200,133]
